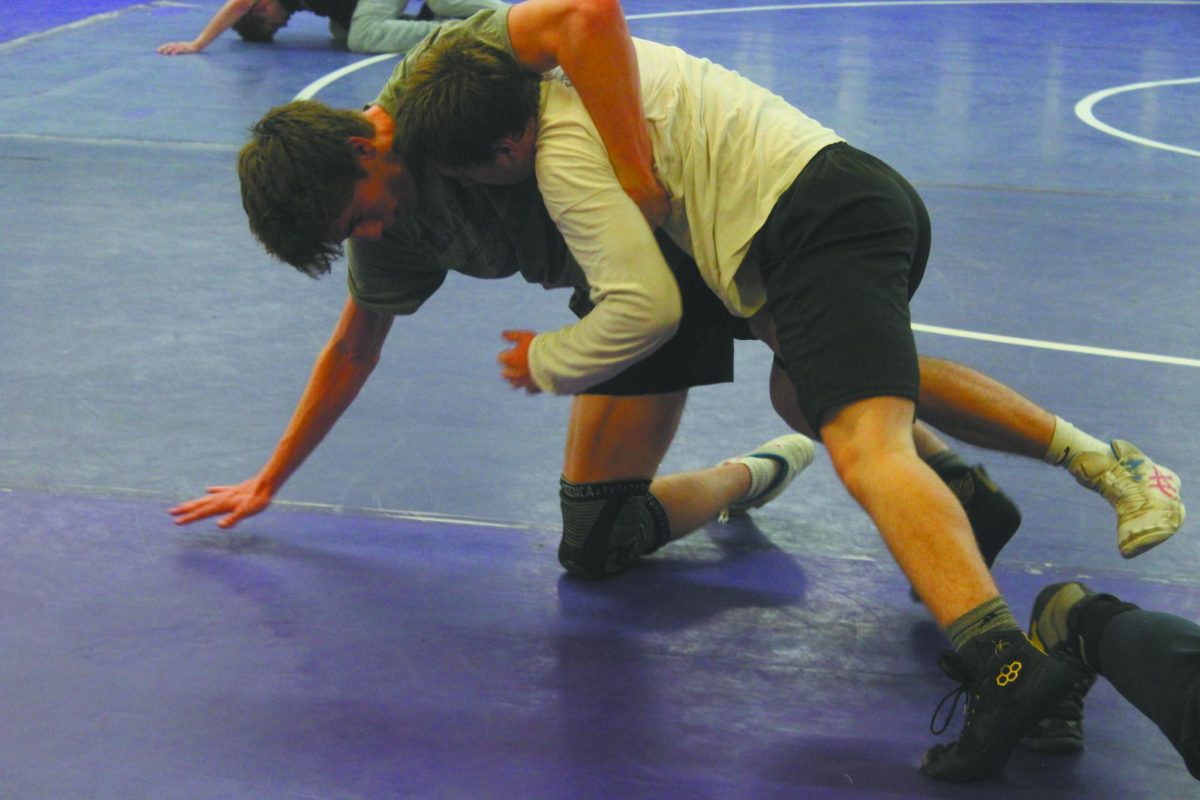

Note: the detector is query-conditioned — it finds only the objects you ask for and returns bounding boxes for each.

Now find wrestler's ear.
[490,139,517,167]
[348,136,377,161]
[492,121,536,165]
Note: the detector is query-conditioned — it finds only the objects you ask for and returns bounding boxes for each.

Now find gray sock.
[948,597,1022,652]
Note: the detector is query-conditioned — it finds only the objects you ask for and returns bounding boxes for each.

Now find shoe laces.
[1100,459,1154,514]
[929,650,975,735]
[1094,449,1179,516]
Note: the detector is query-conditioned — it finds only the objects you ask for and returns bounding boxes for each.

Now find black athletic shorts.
[572,231,751,396]
[747,142,931,432]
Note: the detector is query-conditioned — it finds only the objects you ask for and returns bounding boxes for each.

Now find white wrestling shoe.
[1067,439,1186,558]
[721,433,816,520]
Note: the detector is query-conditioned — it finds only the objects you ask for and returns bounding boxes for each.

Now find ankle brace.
[726,452,783,504]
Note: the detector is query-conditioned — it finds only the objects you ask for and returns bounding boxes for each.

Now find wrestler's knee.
[557,478,671,579]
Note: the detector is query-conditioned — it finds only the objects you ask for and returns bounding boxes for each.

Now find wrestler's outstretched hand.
[169,475,273,529]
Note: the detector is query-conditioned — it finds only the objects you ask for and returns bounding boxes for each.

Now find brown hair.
[237,100,373,276]
[395,31,540,168]
[232,1,286,42]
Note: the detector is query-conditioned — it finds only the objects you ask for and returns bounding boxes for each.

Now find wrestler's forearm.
[260,296,393,491]
[193,0,258,50]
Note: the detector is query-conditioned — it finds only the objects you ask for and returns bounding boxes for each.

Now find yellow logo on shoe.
[996,660,1023,686]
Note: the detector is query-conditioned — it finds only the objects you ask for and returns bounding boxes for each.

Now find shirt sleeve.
[527,82,682,395]
[346,235,448,316]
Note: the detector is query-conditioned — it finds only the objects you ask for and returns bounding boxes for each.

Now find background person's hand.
[156,40,205,55]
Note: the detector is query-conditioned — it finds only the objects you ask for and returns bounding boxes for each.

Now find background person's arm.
[156,0,257,55]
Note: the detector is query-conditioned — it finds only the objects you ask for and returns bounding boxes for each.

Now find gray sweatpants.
[345,0,510,54]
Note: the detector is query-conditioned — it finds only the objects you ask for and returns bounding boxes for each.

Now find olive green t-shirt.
[346,9,586,316]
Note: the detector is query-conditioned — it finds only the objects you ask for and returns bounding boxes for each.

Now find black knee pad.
[558,478,671,579]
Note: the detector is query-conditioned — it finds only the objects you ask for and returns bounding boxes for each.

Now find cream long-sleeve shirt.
[527,36,842,394]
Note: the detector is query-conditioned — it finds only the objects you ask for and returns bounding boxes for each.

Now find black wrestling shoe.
[1019,581,1139,754]
[921,630,1080,782]
[1028,581,1139,668]
[1019,668,1098,753]
[960,464,1022,566]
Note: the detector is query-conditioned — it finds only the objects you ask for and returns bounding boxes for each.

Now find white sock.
[1044,416,1110,467]
[726,454,780,502]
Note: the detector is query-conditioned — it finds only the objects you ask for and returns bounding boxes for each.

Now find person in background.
[156,0,508,56]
